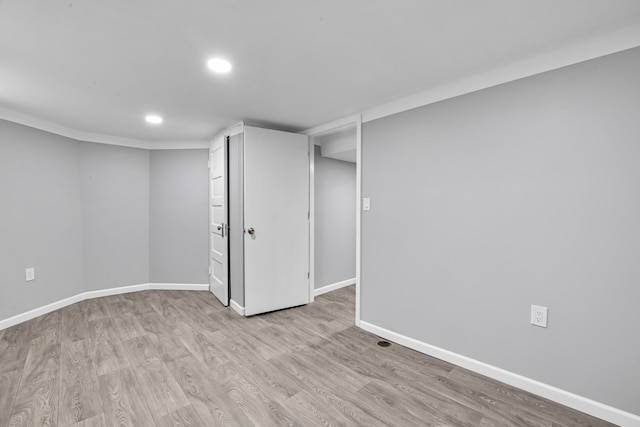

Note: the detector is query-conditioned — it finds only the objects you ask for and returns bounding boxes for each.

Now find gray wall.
[149,149,209,284]
[80,143,150,291]
[314,145,356,289]
[0,120,85,319]
[361,47,640,415]
[1,120,210,323]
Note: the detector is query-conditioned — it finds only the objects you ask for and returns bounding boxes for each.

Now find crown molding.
[210,122,245,143]
[0,106,151,148]
[362,24,640,124]
[301,114,360,137]
[0,106,209,150]
[148,141,210,150]
[4,23,640,148]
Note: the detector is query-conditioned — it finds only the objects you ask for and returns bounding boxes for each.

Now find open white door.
[244,126,310,316]
[209,135,229,306]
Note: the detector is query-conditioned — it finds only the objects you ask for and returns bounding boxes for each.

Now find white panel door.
[209,135,229,306]
[244,126,310,316]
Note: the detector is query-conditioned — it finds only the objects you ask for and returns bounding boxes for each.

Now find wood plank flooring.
[0,286,615,426]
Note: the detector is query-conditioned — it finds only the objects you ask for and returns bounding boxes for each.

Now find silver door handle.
[247,227,255,235]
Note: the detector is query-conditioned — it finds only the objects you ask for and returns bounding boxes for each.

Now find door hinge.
[307,211,310,220]
[209,265,211,275]
[207,160,211,169]
[307,272,310,279]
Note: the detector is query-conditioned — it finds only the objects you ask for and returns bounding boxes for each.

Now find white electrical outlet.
[25,267,35,282]
[530,305,548,328]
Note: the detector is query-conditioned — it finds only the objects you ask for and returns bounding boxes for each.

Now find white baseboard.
[0,283,209,331]
[148,283,210,291]
[314,278,356,297]
[230,299,245,316]
[83,283,151,300]
[358,320,640,427]
[0,293,85,332]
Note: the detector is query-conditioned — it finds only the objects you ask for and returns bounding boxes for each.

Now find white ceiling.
[2,1,640,146]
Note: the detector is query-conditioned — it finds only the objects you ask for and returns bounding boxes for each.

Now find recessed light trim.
[207,58,232,73]
[145,115,163,124]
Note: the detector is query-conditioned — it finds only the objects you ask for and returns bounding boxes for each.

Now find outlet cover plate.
[531,304,548,328]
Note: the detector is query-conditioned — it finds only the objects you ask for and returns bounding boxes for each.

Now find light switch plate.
[363,198,370,211]
[25,267,35,282]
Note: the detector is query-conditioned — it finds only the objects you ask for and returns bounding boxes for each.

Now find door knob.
[247,227,255,235]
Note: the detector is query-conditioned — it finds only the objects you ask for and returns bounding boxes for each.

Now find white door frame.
[303,114,362,325]
[208,122,244,306]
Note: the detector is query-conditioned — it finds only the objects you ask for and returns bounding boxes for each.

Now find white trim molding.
[308,139,316,302]
[301,114,361,137]
[314,278,356,297]
[148,141,210,150]
[0,106,210,150]
[147,283,209,291]
[304,113,362,327]
[362,24,640,124]
[210,121,244,146]
[305,114,361,308]
[230,299,245,316]
[354,115,362,328]
[0,293,85,332]
[358,320,640,427]
[0,283,209,331]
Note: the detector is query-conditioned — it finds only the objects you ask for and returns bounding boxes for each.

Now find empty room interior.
[1,1,640,426]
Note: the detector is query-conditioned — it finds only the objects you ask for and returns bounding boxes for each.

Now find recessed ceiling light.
[207,58,232,73]
[145,115,163,124]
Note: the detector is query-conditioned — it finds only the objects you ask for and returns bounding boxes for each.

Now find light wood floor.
[0,286,614,426]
